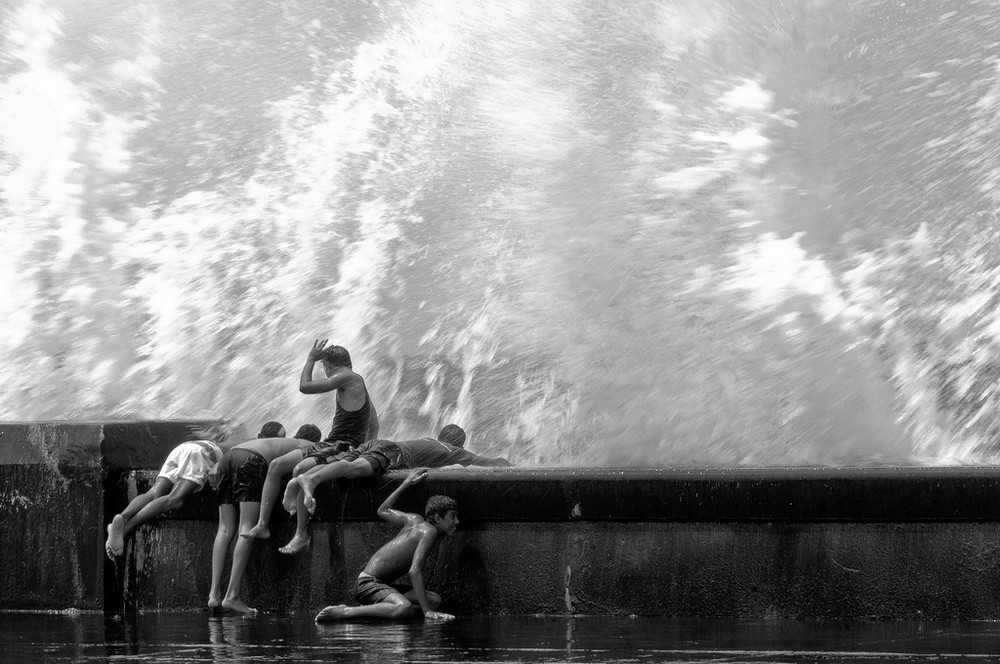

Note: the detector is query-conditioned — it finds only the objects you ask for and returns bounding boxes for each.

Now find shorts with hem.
[303,439,354,465]
[354,572,412,605]
[158,441,221,489]
[216,448,268,504]
[358,450,392,475]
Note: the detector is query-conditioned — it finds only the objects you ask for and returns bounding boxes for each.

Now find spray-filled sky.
[2,0,1000,467]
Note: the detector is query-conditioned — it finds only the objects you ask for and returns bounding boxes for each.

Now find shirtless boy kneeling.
[315,468,457,622]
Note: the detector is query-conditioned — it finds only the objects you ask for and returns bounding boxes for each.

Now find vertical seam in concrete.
[564,564,573,613]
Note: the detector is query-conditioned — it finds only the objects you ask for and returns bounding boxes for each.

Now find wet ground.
[3,612,1000,663]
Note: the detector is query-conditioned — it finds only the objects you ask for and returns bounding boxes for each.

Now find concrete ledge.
[152,466,1000,523]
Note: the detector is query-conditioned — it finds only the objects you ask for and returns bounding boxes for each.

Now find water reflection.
[5,612,1000,663]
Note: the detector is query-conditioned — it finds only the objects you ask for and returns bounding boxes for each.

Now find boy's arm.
[409,526,454,620]
[449,448,513,468]
[299,339,353,394]
[376,468,428,527]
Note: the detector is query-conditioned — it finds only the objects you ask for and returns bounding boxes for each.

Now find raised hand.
[306,339,328,361]
[403,468,428,486]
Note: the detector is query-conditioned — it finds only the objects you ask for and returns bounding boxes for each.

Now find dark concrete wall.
[0,420,223,611]
[126,467,1000,620]
[4,421,1000,618]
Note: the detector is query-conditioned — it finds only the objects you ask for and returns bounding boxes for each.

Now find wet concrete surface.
[3,612,1000,663]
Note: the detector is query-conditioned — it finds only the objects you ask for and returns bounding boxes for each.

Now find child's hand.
[403,468,428,485]
[423,610,455,621]
[207,465,221,491]
[307,339,328,361]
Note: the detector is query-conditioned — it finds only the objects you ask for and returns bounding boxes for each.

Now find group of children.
[105,340,511,622]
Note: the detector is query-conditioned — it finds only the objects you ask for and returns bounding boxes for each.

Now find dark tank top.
[325,388,371,447]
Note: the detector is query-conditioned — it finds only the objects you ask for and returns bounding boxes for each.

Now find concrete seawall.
[3,421,1000,619]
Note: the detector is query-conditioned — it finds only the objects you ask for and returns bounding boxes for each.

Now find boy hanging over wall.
[207,424,322,614]
[104,420,290,559]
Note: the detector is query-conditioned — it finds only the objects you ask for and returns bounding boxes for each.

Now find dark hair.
[321,345,352,369]
[294,423,322,443]
[437,424,466,448]
[425,495,458,521]
[258,421,285,438]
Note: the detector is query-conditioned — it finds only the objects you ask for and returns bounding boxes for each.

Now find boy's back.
[235,436,305,461]
[363,518,438,583]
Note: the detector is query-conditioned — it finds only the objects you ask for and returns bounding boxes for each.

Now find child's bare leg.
[106,477,173,559]
[315,594,414,622]
[123,479,199,540]
[278,490,312,555]
[279,457,319,554]
[281,456,317,514]
[222,501,262,614]
[283,459,374,554]
[245,451,302,539]
[301,458,373,514]
[404,589,442,610]
[281,476,302,514]
[209,504,238,609]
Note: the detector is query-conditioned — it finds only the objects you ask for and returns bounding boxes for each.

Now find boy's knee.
[292,459,316,476]
[345,461,370,479]
[387,601,412,619]
[161,496,185,512]
[426,592,442,609]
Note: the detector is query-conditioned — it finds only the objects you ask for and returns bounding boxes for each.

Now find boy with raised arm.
[104,420,286,559]
[315,468,457,622]
[245,339,378,541]
[208,424,322,614]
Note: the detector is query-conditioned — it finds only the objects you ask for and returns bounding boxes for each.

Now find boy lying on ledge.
[315,468,457,622]
[274,424,510,555]
[104,420,293,559]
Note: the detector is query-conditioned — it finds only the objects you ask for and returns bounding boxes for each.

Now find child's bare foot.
[315,604,350,622]
[300,475,318,514]
[221,598,257,615]
[208,593,223,610]
[278,535,311,555]
[242,523,269,540]
[105,515,125,559]
[282,478,300,514]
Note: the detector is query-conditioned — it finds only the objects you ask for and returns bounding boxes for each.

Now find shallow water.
[4,612,1000,664]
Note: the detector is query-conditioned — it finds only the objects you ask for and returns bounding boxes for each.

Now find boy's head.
[425,495,459,535]
[294,423,322,443]
[437,424,466,448]
[321,345,352,375]
[192,421,231,444]
[258,421,286,438]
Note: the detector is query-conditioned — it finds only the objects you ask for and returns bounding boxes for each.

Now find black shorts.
[357,450,392,475]
[303,440,353,465]
[216,448,267,504]
[354,573,412,605]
